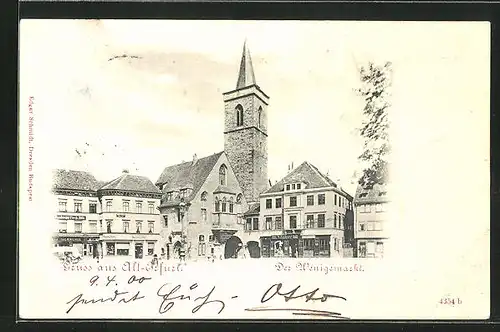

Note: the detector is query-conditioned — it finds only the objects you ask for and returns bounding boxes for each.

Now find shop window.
[89,202,97,213]
[317,214,325,228]
[148,221,154,233]
[74,202,82,213]
[123,221,129,233]
[106,243,115,256]
[58,222,67,233]
[136,202,142,213]
[320,238,330,251]
[303,239,314,250]
[136,221,142,233]
[148,242,155,256]
[58,200,67,212]
[74,222,82,233]
[358,242,367,258]
[275,198,282,208]
[289,215,297,229]
[318,194,325,205]
[266,199,272,209]
[117,243,129,256]
[289,196,297,207]
[275,216,283,230]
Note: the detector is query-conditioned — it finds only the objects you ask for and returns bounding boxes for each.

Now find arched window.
[258,106,262,128]
[236,104,244,126]
[201,191,208,201]
[219,164,227,186]
[236,193,243,203]
[199,235,205,242]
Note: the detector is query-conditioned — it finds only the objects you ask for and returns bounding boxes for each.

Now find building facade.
[156,152,249,261]
[223,41,269,204]
[52,169,162,259]
[52,170,103,257]
[353,183,389,258]
[97,170,163,259]
[251,162,354,258]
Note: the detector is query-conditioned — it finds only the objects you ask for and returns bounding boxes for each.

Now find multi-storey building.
[353,183,389,258]
[52,169,162,259]
[98,170,162,259]
[251,162,354,258]
[52,170,104,257]
[156,152,248,261]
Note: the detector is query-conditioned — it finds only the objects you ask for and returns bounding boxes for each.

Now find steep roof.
[263,161,338,194]
[236,40,257,89]
[156,151,224,201]
[52,169,101,191]
[354,183,389,204]
[244,202,260,216]
[99,173,161,194]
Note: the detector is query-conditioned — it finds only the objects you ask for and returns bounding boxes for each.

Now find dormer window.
[297,183,301,190]
[286,184,290,191]
[378,191,387,197]
[166,192,173,201]
[359,193,368,198]
[292,184,296,190]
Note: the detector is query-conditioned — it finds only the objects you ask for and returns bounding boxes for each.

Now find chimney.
[122,168,129,174]
[192,153,198,165]
[268,179,272,187]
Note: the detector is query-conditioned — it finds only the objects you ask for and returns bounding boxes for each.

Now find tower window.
[236,104,244,126]
[219,164,227,186]
[258,106,262,128]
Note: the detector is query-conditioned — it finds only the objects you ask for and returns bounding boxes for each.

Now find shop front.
[301,235,331,258]
[100,234,159,259]
[261,234,300,258]
[54,234,99,257]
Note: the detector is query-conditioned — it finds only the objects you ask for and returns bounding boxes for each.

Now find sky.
[19,20,489,195]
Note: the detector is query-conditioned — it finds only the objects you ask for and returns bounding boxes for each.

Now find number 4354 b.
[439,297,462,305]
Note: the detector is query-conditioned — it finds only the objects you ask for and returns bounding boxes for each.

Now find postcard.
[18,19,490,320]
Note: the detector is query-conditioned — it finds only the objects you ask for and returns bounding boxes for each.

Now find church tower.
[223,41,269,203]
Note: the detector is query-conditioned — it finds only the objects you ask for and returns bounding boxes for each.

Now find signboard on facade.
[270,234,299,240]
[116,214,126,218]
[56,214,86,221]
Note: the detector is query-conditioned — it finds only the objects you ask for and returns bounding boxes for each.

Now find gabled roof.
[263,161,338,194]
[244,202,260,216]
[236,40,257,90]
[354,183,389,204]
[52,169,101,191]
[156,151,224,202]
[99,173,161,194]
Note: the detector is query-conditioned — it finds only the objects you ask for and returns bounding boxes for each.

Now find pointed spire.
[236,40,256,89]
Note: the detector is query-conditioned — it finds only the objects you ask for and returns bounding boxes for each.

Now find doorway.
[224,236,242,259]
[135,243,143,259]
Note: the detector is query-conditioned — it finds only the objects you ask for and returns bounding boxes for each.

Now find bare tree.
[356,61,392,188]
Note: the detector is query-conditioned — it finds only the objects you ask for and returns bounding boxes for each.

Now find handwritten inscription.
[156,283,237,315]
[64,272,348,318]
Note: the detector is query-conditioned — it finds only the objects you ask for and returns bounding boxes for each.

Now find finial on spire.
[236,40,256,89]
